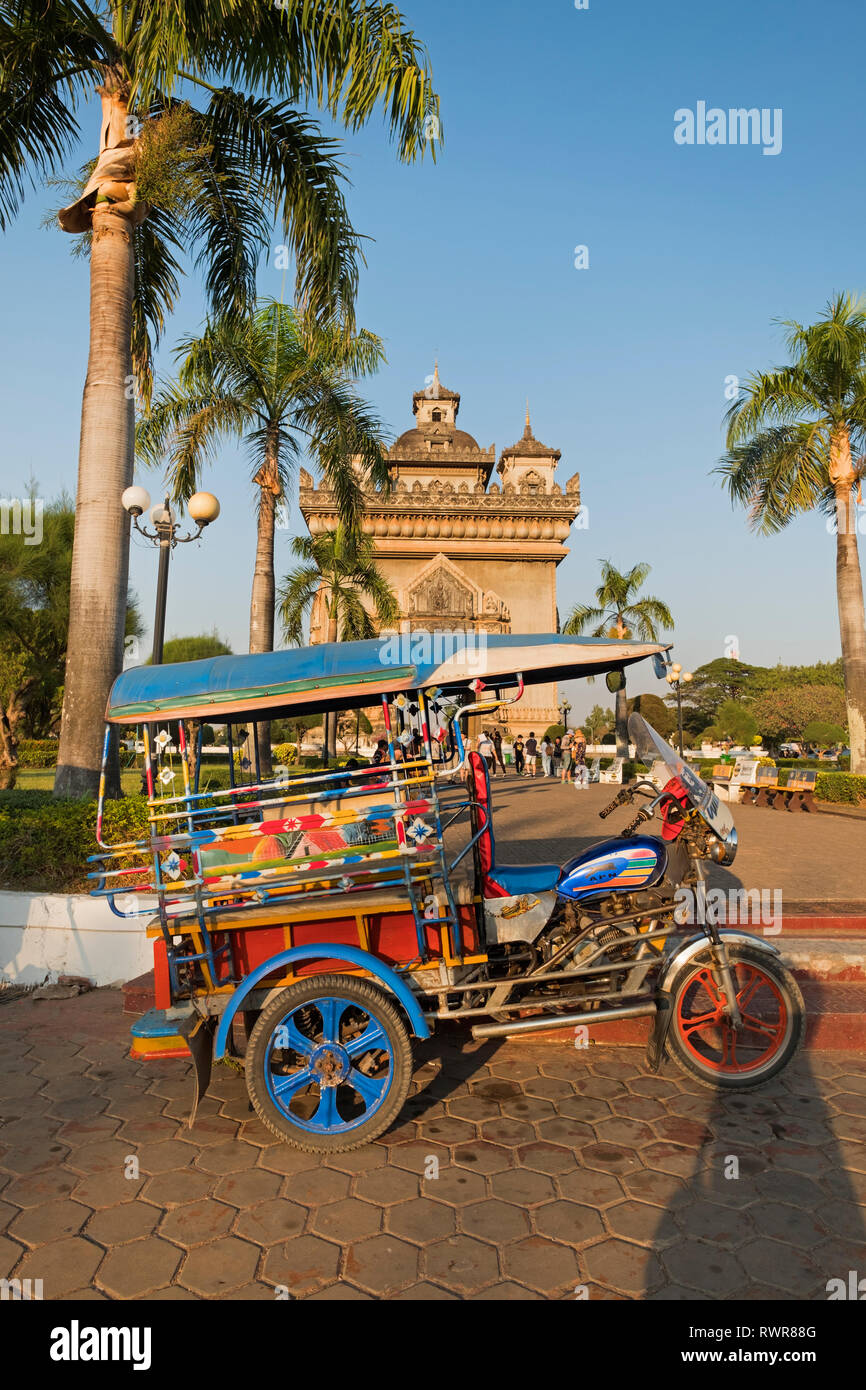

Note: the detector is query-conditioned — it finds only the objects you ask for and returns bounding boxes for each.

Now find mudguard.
[645,929,781,1072]
[213,942,431,1062]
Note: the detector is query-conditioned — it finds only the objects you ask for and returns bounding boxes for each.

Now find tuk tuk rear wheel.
[246,975,414,1153]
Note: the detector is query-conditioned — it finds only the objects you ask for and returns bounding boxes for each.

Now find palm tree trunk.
[325,611,339,761]
[834,484,866,775]
[615,684,629,760]
[54,186,135,798]
[248,439,279,779]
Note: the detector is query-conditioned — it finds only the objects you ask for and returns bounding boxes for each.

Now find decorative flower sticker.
[159,767,176,785]
[162,851,182,880]
[155,729,171,751]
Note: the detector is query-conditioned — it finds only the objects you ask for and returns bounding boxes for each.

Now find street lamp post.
[122,487,221,664]
[665,663,693,757]
[559,699,572,731]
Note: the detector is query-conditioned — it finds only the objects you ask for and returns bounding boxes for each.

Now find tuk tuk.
[90,633,804,1153]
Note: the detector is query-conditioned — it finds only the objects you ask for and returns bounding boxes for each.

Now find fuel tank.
[557,835,667,902]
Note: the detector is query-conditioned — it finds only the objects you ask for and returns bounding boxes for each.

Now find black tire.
[664,943,805,1090]
[246,974,414,1153]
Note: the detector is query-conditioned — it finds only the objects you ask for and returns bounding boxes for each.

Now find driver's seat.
[467,752,561,898]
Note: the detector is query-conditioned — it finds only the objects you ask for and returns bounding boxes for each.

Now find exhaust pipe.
[471,1001,657,1041]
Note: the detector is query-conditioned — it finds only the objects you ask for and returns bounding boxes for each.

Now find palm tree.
[0,1,438,797]
[279,526,400,759]
[563,562,674,757]
[717,293,866,774]
[137,299,390,773]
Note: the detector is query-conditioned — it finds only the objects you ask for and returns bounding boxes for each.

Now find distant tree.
[279,526,400,759]
[628,692,677,739]
[706,700,758,747]
[154,633,232,664]
[802,720,847,748]
[337,709,372,752]
[749,685,847,742]
[583,704,615,743]
[563,562,674,756]
[0,495,140,788]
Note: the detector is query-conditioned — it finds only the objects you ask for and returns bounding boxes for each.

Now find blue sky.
[1,0,864,717]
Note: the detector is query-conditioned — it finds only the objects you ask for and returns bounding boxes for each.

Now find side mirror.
[652,653,669,680]
[605,670,624,693]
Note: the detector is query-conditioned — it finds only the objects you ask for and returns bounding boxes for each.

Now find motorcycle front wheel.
[665,943,805,1090]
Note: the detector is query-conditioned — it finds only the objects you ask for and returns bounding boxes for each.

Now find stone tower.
[299,367,582,737]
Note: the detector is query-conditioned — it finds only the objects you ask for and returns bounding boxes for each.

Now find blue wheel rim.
[264,995,394,1134]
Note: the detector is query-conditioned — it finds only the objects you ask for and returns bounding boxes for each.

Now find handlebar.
[620,808,651,837]
[599,787,631,818]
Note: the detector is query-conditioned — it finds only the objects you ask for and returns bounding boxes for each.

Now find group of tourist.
[475,728,591,787]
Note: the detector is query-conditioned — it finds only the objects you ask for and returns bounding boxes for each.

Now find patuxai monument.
[300,366,583,735]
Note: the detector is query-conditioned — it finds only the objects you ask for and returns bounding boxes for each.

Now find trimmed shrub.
[0,793,149,893]
[815,772,866,805]
[16,739,59,768]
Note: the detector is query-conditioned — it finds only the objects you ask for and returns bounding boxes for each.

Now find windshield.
[628,712,737,855]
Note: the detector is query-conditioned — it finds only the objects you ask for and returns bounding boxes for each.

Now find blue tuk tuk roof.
[105,633,670,724]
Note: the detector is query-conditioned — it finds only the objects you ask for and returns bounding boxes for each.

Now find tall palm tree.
[717,293,866,775]
[563,561,674,757]
[0,0,438,797]
[279,526,400,759]
[137,299,390,773]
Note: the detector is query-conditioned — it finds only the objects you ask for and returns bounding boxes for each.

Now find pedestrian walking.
[477,729,496,778]
[540,735,553,777]
[492,728,507,776]
[513,735,526,776]
[552,735,564,779]
[525,732,538,777]
[573,728,589,789]
[562,731,575,783]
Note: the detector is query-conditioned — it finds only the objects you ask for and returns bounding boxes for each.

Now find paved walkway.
[484,774,866,907]
[1,990,864,1300]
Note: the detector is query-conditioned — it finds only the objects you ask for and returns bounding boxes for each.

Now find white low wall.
[0,892,154,988]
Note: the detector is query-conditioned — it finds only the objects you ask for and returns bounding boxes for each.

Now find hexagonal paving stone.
[596,1116,656,1148]
[141,1169,213,1207]
[325,1146,388,1175]
[55,1114,121,1145]
[9,1199,91,1246]
[583,1236,664,1295]
[355,1166,419,1206]
[87,1202,160,1245]
[416,1116,476,1145]
[559,1169,625,1207]
[674,1200,755,1248]
[478,1116,536,1148]
[537,1116,594,1146]
[579,1143,641,1176]
[535,1199,604,1246]
[755,1170,826,1208]
[452,1141,512,1175]
[447,1096,503,1123]
[3,1168,76,1208]
[97,1235,181,1297]
[605,1200,675,1246]
[611,1095,667,1122]
[234,1198,308,1245]
[0,1234,23,1278]
[311,1198,381,1243]
[13,1236,103,1297]
[304,1282,373,1300]
[501,1094,555,1123]
[470,1281,544,1300]
[215,1169,283,1207]
[389,1141,449,1175]
[737,1238,822,1295]
[194,1140,258,1175]
[751,1201,827,1248]
[160,1198,236,1246]
[3,1139,70,1174]
[257,1144,326,1176]
[263,1234,341,1295]
[557,1095,613,1124]
[503,1236,580,1294]
[461,1198,530,1244]
[490,1168,556,1207]
[391,1281,459,1300]
[469,1078,520,1101]
[653,1115,714,1148]
[180,1236,260,1296]
[570,1075,626,1099]
[662,1238,746,1296]
[345,1233,419,1294]
[131,1140,198,1174]
[516,1142,574,1175]
[283,1167,351,1206]
[420,1167,486,1206]
[387,1197,455,1244]
[423,1234,499,1293]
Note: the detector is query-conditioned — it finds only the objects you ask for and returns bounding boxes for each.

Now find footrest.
[130,1007,191,1061]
